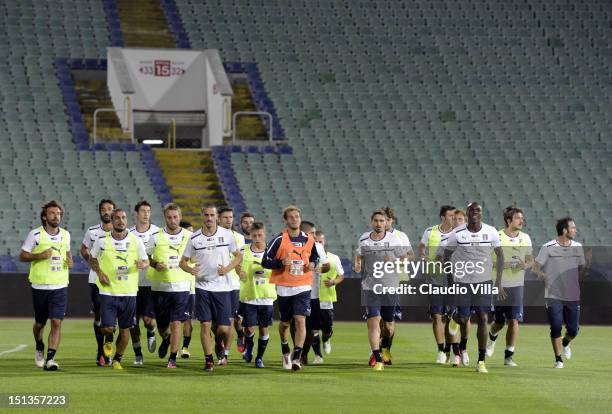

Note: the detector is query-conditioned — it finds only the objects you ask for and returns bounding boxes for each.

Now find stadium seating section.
[0,0,164,271]
[0,0,611,270]
[176,0,612,257]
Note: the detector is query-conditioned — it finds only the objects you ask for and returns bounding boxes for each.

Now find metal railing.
[167,118,176,149]
[92,96,134,145]
[232,111,273,144]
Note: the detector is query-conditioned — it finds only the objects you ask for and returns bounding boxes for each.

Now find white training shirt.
[148,227,192,293]
[229,229,246,291]
[357,231,407,290]
[535,239,585,302]
[129,223,160,287]
[22,227,71,290]
[182,226,239,292]
[82,223,110,284]
[319,254,345,310]
[89,232,148,296]
[444,223,501,284]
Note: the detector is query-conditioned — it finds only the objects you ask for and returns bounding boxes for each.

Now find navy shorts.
[277,290,311,322]
[152,291,190,329]
[428,287,451,316]
[32,287,67,324]
[230,289,240,318]
[195,289,231,325]
[237,301,246,319]
[365,305,396,322]
[456,282,493,318]
[189,294,196,319]
[493,286,524,323]
[136,286,156,319]
[89,283,101,315]
[306,298,321,331]
[546,300,580,339]
[99,295,136,330]
[363,289,397,322]
[243,303,274,328]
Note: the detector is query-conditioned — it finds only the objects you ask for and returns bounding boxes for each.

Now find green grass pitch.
[1,319,611,413]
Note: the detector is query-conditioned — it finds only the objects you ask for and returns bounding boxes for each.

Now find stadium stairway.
[153,149,225,224]
[117,0,176,48]
[74,78,131,141]
[229,76,268,141]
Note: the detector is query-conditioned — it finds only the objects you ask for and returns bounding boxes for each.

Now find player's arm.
[19,249,52,262]
[418,241,427,260]
[80,243,91,263]
[406,249,416,262]
[578,247,591,277]
[353,254,362,273]
[493,246,504,288]
[523,254,534,270]
[532,245,548,280]
[311,242,330,273]
[234,245,245,275]
[261,236,283,269]
[219,250,242,275]
[180,256,199,275]
[89,239,111,285]
[19,231,51,262]
[65,251,74,268]
[531,261,544,279]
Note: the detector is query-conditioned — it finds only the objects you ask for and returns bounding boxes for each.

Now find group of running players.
[20,199,587,374]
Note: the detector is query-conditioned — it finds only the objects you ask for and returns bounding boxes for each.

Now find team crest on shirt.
[483,234,488,240]
[219,237,224,243]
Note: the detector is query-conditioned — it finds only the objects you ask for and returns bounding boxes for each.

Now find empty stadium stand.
[176,0,612,258]
[0,0,165,271]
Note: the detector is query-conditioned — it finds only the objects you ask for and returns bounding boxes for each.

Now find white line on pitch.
[0,344,27,356]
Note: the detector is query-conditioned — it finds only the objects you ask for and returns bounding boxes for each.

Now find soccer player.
[314,230,344,357]
[299,221,329,365]
[239,211,255,245]
[532,217,589,369]
[454,209,466,226]
[148,203,193,368]
[298,220,329,365]
[378,206,414,365]
[238,222,276,368]
[441,202,504,373]
[217,206,246,358]
[440,207,468,366]
[262,205,329,371]
[178,220,195,359]
[89,208,149,370]
[80,199,115,366]
[179,205,242,372]
[19,201,73,371]
[418,205,458,364]
[128,200,160,365]
[354,209,409,371]
[486,206,533,366]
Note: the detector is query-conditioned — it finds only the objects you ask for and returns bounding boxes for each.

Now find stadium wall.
[1,274,611,324]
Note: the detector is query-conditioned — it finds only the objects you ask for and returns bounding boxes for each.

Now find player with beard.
[80,199,115,366]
